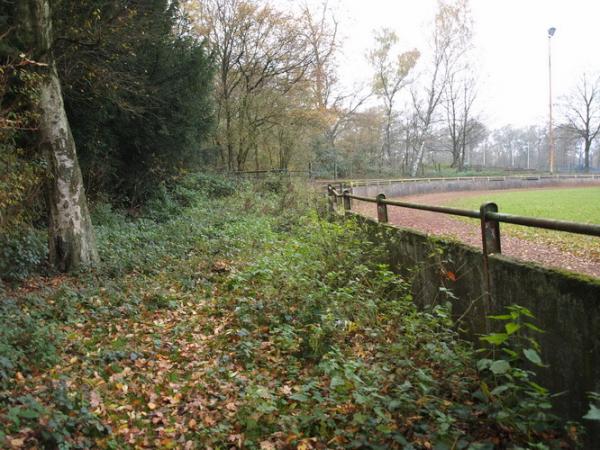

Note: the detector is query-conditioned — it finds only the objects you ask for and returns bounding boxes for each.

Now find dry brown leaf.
[260,441,276,450]
[90,390,102,408]
[9,438,25,448]
[211,260,231,273]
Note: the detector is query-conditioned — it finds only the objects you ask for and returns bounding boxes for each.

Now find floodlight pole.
[548,27,556,174]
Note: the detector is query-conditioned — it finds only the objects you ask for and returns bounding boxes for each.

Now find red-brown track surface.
[352,189,600,279]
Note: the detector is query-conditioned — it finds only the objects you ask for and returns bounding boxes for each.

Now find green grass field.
[444,187,600,223]
[443,186,600,260]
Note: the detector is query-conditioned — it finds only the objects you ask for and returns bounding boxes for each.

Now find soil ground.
[352,188,600,279]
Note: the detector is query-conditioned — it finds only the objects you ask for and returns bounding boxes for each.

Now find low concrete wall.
[347,212,600,440]
[350,175,600,198]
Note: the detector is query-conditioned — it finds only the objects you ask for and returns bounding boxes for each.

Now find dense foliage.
[0,0,214,279]
[53,0,214,204]
[0,178,579,448]
[0,6,48,280]
[2,0,214,205]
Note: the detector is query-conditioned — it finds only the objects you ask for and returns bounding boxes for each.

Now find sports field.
[353,185,600,276]
[442,186,600,262]
[442,186,600,224]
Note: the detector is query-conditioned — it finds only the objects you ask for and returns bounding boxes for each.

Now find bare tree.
[410,0,473,177]
[367,28,419,169]
[300,1,371,178]
[444,70,477,170]
[21,0,99,271]
[301,1,339,112]
[560,73,600,172]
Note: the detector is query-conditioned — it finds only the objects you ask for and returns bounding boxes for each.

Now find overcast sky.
[329,0,600,129]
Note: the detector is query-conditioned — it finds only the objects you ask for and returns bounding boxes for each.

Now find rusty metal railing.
[327,184,600,288]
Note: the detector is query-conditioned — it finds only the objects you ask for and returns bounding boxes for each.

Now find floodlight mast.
[548,27,556,173]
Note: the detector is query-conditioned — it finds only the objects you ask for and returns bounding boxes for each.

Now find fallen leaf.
[260,441,276,450]
[202,414,216,426]
[90,390,102,408]
[10,438,25,448]
[225,401,237,411]
[211,260,231,273]
[297,439,315,450]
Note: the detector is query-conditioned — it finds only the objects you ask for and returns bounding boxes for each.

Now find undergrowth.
[0,175,579,448]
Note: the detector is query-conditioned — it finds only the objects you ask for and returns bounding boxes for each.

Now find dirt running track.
[352,189,600,279]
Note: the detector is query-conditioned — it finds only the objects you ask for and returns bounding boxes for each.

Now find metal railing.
[233,169,311,178]
[315,173,600,189]
[327,185,600,286]
[339,173,600,188]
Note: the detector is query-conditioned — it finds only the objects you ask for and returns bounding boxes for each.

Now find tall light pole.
[548,27,556,173]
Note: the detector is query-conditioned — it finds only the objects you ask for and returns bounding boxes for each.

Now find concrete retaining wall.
[349,175,600,198]
[347,212,600,441]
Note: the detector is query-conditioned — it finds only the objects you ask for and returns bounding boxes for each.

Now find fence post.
[480,202,501,255]
[327,184,335,217]
[376,193,388,223]
[480,202,501,293]
[343,189,351,211]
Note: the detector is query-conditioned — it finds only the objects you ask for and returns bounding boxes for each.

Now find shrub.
[141,174,236,222]
[142,183,182,223]
[0,299,61,384]
[2,384,109,449]
[256,174,291,194]
[178,172,236,198]
[0,228,47,281]
[476,305,561,434]
[90,201,127,227]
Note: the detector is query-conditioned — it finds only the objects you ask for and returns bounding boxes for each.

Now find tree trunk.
[450,151,459,169]
[584,139,591,172]
[254,144,260,172]
[224,101,234,171]
[410,140,426,177]
[384,108,392,162]
[411,110,434,177]
[29,0,99,271]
